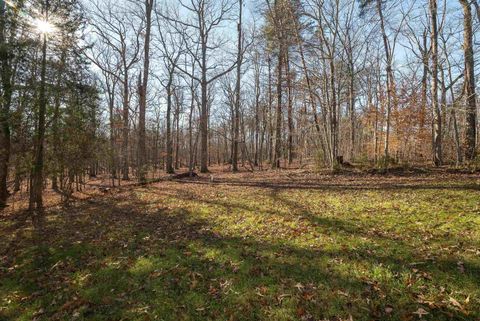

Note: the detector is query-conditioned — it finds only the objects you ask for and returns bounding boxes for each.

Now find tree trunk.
[232,0,243,172]
[446,50,463,165]
[30,32,48,226]
[460,0,477,161]
[267,56,273,164]
[51,51,66,190]
[430,0,442,166]
[254,52,260,167]
[376,0,395,163]
[174,88,181,170]
[166,78,174,173]
[200,41,209,173]
[0,1,13,208]
[348,76,355,162]
[420,30,428,130]
[286,51,294,165]
[188,85,195,174]
[138,0,153,183]
[273,47,283,169]
[122,72,130,180]
[108,80,116,186]
[329,58,338,167]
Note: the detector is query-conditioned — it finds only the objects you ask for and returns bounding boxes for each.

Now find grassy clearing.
[1,171,479,320]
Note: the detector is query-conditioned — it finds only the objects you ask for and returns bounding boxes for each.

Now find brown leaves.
[411,268,432,281]
[412,307,429,318]
[415,290,472,317]
[208,285,219,298]
[59,297,87,312]
[48,297,90,320]
[188,271,203,290]
[296,306,306,318]
[416,294,438,309]
[446,296,471,315]
[3,171,480,321]
[384,304,394,314]
[275,293,291,304]
[255,286,268,297]
[448,296,463,310]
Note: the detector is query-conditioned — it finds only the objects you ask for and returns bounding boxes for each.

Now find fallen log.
[172,172,198,179]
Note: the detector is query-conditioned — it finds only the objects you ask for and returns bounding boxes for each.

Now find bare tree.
[87,39,120,186]
[154,6,185,174]
[232,0,243,172]
[87,0,141,180]
[160,0,238,173]
[138,0,154,183]
[430,0,442,166]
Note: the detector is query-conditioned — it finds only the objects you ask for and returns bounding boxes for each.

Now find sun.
[34,19,55,34]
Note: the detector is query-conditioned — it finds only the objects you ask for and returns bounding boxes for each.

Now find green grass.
[1,175,479,320]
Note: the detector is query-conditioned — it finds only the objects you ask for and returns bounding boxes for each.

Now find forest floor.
[1,167,480,321]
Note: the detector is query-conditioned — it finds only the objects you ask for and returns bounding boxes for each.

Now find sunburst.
[34,18,55,34]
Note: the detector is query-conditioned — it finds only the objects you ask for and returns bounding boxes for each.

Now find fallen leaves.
[415,290,473,317]
[2,171,480,321]
[208,285,219,297]
[385,305,394,314]
[255,286,268,297]
[449,296,463,310]
[412,307,429,318]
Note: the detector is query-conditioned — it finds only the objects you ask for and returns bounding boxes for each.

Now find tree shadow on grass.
[269,189,480,273]
[174,177,480,192]
[0,189,478,321]
[138,184,480,291]
[145,184,480,259]
[187,184,479,277]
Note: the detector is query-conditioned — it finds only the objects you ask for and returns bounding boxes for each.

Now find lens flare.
[34,19,55,34]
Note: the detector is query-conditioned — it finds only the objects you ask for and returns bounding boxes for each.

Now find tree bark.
[51,51,66,190]
[254,51,260,167]
[108,80,116,186]
[376,0,395,162]
[138,0,154,183]
[174,88,181,170]
[267,55,273,164]
[460,0,477,161]
[200,38,209,173]
[166,77,175,174]
[232,0,243,172]
[0,0,13,208]
[329,59,338,167]
[122,70,130,180]
[30,30,48,226]
[286,51,294,165]
[273,47,283,169]
[430,0,442,166]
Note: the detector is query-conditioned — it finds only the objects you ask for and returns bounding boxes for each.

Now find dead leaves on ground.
[1,170,480,320]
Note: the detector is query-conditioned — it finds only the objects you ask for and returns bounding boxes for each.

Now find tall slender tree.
[0,0,16,208]
[138,0,154,183]
[160,0,238,173]
[430,0,442,166]
[232,0,243,172]
[459,0,477,161]
[29,0,50,225]
[359,0,397,163]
